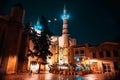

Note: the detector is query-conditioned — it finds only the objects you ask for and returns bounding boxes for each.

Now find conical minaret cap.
[63,4,67,14]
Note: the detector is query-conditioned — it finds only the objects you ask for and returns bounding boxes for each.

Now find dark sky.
[0,0,120,45]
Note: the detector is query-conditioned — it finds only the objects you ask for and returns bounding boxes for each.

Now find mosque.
[28,5,76,72]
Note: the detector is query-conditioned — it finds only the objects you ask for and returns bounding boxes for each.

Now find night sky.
[0,0,120,45]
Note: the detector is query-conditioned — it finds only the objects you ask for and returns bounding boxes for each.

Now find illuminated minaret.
[58,5,70,64]
[61,5,70,47]
[34,18,42,30]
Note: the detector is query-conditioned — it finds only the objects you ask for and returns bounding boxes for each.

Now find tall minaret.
[61,5,70,48]
[58,5,70,64]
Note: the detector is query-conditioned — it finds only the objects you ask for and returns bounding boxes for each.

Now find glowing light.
[74,57,80,62]
[33,17,43,30]
[30,62,39,73]
[61,14,70,19]
[51,36,58,44]
[60,65,68,69]
[76,57,80,61]
[48,20,51,23]
[82,58,84,61]
[34,24,42,30]
[54,18,57,21]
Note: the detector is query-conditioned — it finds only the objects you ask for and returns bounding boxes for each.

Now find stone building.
[0,4,27,74]
[69,42,120,73]
[28,6,76,71]
[45,6,76,70]
[58,5,76,65]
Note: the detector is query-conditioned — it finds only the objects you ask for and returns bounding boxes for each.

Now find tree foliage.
[26,16,53,61]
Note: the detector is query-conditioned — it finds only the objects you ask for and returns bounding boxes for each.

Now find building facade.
[0,4,26,74]
[45,6,76,70]
[28,6,76,71]
[69,42,120,73]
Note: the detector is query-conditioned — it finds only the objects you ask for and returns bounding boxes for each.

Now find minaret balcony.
[61,14,70,19]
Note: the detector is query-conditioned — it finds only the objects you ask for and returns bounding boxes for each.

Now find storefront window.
[103,63,111,72]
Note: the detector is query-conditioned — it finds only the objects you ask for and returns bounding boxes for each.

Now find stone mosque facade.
[28,6,76,71]
[45,6,76,70]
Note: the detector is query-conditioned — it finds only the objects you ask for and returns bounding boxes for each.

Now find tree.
[26,16,53,62]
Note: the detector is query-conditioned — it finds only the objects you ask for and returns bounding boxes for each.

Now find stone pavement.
[0,72,120,80]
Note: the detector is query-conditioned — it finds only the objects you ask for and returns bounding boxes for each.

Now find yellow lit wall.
[6,56,17,74]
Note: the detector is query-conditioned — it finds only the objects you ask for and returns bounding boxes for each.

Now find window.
[106,50,111,57]
[80,50,84,54]
[113,62,119,70]
[113,50,119,57]
[99,51,104,58]
[75,50,79,54]
[103,64,106,72]
[80,50,84,56]
[92,52,96,58]
[103,63,111,72]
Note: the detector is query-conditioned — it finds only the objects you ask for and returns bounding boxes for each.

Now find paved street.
[0,72,119,80]
[1,73,82,80]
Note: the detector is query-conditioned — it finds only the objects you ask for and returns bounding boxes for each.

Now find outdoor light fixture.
[74,57,80,62]
[34,24,42,30]
[48,20,51,23]
[76,57,80,62]
[30,61,39,73]
[61,14,70,19]
[31,18,43,34]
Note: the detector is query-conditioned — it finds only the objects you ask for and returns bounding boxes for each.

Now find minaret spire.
[61,5,69,35]
[61,4,69,20]
[34,17,42,30]
[37,17,40,25]
[61,5,69,47]
[63,4,67,14]
[59,5,70,64]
